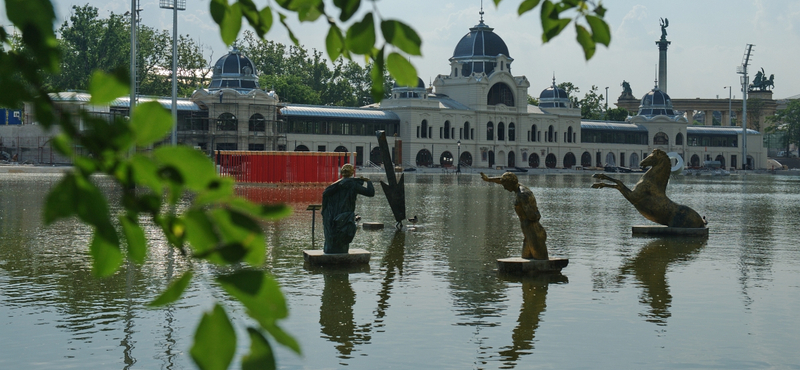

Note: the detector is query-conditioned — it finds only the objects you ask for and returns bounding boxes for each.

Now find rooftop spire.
[479,0,485,23]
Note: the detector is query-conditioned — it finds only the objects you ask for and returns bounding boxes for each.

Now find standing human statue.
[481,172,548,260]
[322,164,375,253]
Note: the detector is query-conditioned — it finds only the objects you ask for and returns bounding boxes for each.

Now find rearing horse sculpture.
[592,149,706,228]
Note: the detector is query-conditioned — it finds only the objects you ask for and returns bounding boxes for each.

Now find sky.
[3,0,800,102]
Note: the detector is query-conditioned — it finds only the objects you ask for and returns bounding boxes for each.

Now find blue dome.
[637,86,676,117]
[208,47,259,91]
[538,79,570,108]
[452,21,510,59]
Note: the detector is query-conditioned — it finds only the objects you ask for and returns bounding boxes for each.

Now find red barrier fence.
[215,151,353,184]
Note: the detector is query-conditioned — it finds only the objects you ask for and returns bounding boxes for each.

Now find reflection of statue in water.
[592,149,706,228]
[481,172,548,260]
[659,17,668,40]
[319,272,372,359]
[322,164,375,253]
[619,237,706,325]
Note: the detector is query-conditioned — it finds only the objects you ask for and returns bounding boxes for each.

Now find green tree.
[746,98,765,131]
[766,100,800,153]
[603,107,629,121]
[557,81,580,108]
[579,84,603,119]
[527,94,539,105]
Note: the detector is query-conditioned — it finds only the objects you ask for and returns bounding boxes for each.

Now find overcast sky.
[4,0,799,102]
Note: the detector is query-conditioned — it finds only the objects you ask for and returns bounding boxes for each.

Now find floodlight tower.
[736,44,754,170]
[160,0,187,145]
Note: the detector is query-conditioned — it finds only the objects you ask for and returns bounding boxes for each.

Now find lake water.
[1,172,800,369]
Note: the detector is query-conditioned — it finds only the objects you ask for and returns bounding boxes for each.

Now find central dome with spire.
[449,9,513,77]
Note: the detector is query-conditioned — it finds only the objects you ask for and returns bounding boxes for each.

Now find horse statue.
[591,149,706,228]
[621,80,633,98]
[763,74,775,90]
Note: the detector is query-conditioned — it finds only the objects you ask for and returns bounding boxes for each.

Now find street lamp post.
[457,140,461,173]
[160,0,186,146]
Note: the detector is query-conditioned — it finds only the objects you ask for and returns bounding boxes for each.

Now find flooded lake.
[1,172,799,369]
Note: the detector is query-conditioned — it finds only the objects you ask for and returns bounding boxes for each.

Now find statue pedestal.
[362,222,384,230]
[632,225,708,236]
[303,249,370,265]
[496,257,569,275]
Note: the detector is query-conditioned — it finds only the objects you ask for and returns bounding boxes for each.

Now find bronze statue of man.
[322,164,375,253]
[481,172,548,260]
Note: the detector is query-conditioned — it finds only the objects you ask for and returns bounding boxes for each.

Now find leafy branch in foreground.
[2,1,298,369]
[211,0,610,104]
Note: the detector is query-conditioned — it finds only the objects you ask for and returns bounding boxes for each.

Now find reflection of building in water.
[619,237,706,326]
[319,272,372,361]
[497,273,567,366]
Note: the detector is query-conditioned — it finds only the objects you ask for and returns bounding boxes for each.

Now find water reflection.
[620,237,707,326]
[497,273,568,368]
[375,231,405,330]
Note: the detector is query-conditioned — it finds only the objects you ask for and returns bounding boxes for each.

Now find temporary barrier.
[215,151,353,184]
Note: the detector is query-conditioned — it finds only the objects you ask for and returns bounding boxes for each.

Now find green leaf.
[88,70,129,106]
[6,0,59,72]
[326,25,345,62]
[219,1,243,46]
[154,146,218,191]
[191,304,236,370]
[131,102,174,147]
[586,15,611,46]
[517,0,541,15]
[493,0,502,5]
[183,209,220,258]
[90,232,123,277]
[242,328,276,370]
[120,216,147,264]
[44,174,79,224]
[210,0,228,25]
[257,7,274,37]
[194,177,236,205]
[345,12,376,55]
[278,13,299,45]
[386,52,418,87]
[262,322,302,354]
[149,271,194,306]
[575,24,596,60]
[210,208,266,266]
[217,270,288,322]
[227,197,292,221]
[370,49,386,103]
[333,0,361,22]
[130,154,163,196]
[540,0,571,43]
[380,20,421,56]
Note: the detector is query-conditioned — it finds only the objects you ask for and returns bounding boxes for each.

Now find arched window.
[334,145,348,153]
[630,152,640,168]
[249,113,266,132]
[715,155,726,168]
[529,153,540,168]
[421,120,428,138]
[563,152,576,168]
[507,151,515,167]
[487,82,515,106]
[294,145,309,151]
[460,151,473,166]
[498,122,505,141]
[581,152,592,167]
[531,124,537,142]
[217,112,237,131]
[654,132,669,145]
[440,151,454,167]
[487,121,494,140]
[416,149,433,167]
[547,125,554,142]
[444,121,451,139]
[605,152,616,167]
[676,132,684,145]
[508,122,515,141]
[464,122,471,140]
[370,147,383,165]
[690,154,700,167]
[567,126,573,143]
[488,150,495,167]
[545,153,557,168]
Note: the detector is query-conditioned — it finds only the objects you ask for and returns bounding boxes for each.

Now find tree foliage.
[604,107,629,121]
[579,84,604,119]
[766,100,800,152]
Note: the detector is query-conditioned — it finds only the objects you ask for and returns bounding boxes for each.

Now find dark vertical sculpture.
[376,130,406,229]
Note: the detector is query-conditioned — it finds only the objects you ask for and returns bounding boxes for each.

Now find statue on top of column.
[659,18,668,41]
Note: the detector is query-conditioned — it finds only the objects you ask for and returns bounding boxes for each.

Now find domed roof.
[452,20,510,60]
[538,78,570,108]
[637,85,677,117]
[208,47,259,91]
[393,77,426,89]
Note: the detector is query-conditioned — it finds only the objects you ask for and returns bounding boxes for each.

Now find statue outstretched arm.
[356,177,375,197]
[480,172,503,184]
